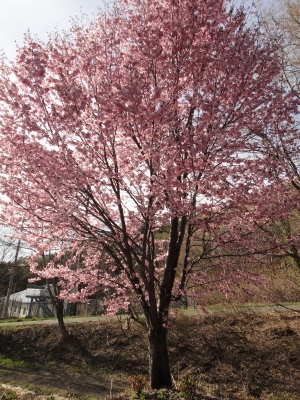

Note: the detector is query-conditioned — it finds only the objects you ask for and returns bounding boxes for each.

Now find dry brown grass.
[0,308,300,399]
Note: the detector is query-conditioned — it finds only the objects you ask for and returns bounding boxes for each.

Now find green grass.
[2,389,18,400]
[22,384,56,396]
[0,354,41,369]
[0,316,57,324]
[0,314,103,324]
[177,300,300,313]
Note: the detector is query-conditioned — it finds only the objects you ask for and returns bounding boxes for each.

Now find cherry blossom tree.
[0,0,298,388]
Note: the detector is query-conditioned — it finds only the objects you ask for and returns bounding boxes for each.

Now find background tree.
[260,0,300,176]
[0,227,31,318]
[261,0,300,97]
[0,0,298,389]
[247,1,300,293]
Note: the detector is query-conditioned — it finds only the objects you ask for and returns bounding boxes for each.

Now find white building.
[1,286,56,318]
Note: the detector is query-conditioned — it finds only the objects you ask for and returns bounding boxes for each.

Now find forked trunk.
[149,325,172,389]
[46,280,70,340]
[56,299,70,340]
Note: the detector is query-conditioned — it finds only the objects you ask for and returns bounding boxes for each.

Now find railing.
[26,285,49,298]
[0,295,194,319]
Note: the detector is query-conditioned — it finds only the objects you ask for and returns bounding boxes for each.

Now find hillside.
[0,310,300,399]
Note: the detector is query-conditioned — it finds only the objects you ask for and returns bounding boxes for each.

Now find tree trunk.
[148,325,172,389]
[56,299,70,340]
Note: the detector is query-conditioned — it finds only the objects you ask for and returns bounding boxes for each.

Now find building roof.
[10,289,30,302]
[10,286,50,303]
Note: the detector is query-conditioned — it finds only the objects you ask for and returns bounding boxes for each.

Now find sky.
[0,0,269,62]
[0,0,105,61]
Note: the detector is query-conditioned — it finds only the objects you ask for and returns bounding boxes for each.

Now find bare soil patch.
[0,310,300,399]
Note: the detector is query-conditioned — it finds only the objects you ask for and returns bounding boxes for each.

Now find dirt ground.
[1,310,300,399]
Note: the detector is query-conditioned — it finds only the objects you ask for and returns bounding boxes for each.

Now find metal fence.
[0,296,195,320]
[0,297,106,319]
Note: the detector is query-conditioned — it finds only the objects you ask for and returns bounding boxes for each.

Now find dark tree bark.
[56,297,70,340]
[140,216,188,389]
[148,325,172,389]
[47,279,70,340]
[289,244,300,271]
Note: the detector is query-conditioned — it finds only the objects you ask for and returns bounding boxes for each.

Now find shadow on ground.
[0,311,300,399]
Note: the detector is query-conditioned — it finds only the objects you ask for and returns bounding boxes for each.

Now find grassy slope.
[0,310,300,399]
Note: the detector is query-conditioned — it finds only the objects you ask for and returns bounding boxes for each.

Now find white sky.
[0,0,269,62]
[0,0,104,61]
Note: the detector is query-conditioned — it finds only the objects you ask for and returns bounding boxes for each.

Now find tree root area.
[0,311,300,399]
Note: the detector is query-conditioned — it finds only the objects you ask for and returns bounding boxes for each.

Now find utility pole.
[1,239,21,318]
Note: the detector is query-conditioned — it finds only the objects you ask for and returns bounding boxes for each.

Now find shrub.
[179,376,197,400]
[129,375,148,399]
[3,389,18,400]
